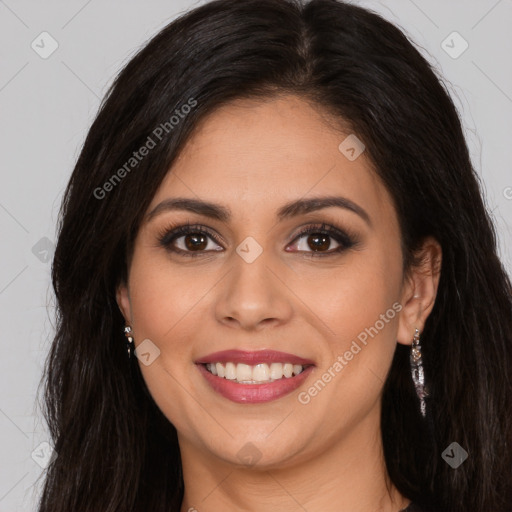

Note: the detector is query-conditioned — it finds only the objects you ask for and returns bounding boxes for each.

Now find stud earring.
[410,328,429,417]
[124,326,134,359]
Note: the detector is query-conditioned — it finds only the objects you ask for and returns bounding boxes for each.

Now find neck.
[179,406,410,512]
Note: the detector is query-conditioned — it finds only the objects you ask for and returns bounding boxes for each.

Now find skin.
[117,94,442,512]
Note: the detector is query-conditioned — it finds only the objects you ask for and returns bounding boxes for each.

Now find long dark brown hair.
[37,1,512,510]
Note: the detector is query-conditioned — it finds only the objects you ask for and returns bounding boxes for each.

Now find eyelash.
[156,221,358,258]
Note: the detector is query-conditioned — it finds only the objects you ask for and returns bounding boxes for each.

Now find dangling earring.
[124,326,134,359]
[410,328,429,417]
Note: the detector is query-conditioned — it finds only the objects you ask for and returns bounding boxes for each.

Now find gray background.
[0,0,511,510]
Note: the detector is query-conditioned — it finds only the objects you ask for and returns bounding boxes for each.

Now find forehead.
[149,95,394,226]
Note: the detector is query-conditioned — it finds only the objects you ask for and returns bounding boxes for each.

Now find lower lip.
[196,364,314,404]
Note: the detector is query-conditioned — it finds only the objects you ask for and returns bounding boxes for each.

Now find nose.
[214,250,294,331]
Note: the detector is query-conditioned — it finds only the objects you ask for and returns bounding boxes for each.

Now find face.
[117,94,431,469]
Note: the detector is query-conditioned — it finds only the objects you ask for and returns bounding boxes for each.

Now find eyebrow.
[145,195,372,226]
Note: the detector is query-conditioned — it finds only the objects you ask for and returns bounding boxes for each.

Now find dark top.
[401,502,425,512]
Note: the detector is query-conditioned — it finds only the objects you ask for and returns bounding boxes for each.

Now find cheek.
[128,250,210,347]
[288,279,401,442]
[126,251,212,433]
[295,248,402,342]
[292,246,403,408]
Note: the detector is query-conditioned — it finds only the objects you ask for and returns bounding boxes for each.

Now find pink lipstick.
[195,349,315,404]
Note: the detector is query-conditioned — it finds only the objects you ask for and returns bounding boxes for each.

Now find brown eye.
[184,233,209,251]
[173,231,222,253]
[306,233,332,252]
[158,225,224,256]
[286,223,356,256]
[291,231,342,253]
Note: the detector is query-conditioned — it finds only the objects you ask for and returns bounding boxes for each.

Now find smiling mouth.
[202,361,311,384]
[195,349,316,403]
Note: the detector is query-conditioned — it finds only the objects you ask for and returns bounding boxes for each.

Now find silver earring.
[410,328,429,417]
[124,326,134,359]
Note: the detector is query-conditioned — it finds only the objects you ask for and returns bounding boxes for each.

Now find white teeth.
[216,362,225,378]
[204,362,306,383]
[252,363,270,382]
[236,363,252,382]
[225,362,237,380]
[269,362,282,380]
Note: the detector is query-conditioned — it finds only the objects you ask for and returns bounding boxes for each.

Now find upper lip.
[195,349,315,366]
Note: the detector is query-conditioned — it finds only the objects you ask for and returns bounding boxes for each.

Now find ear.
[116,281,132,324]
[397,236,442,346]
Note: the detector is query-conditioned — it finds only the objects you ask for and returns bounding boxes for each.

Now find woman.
[37,0,512,511]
